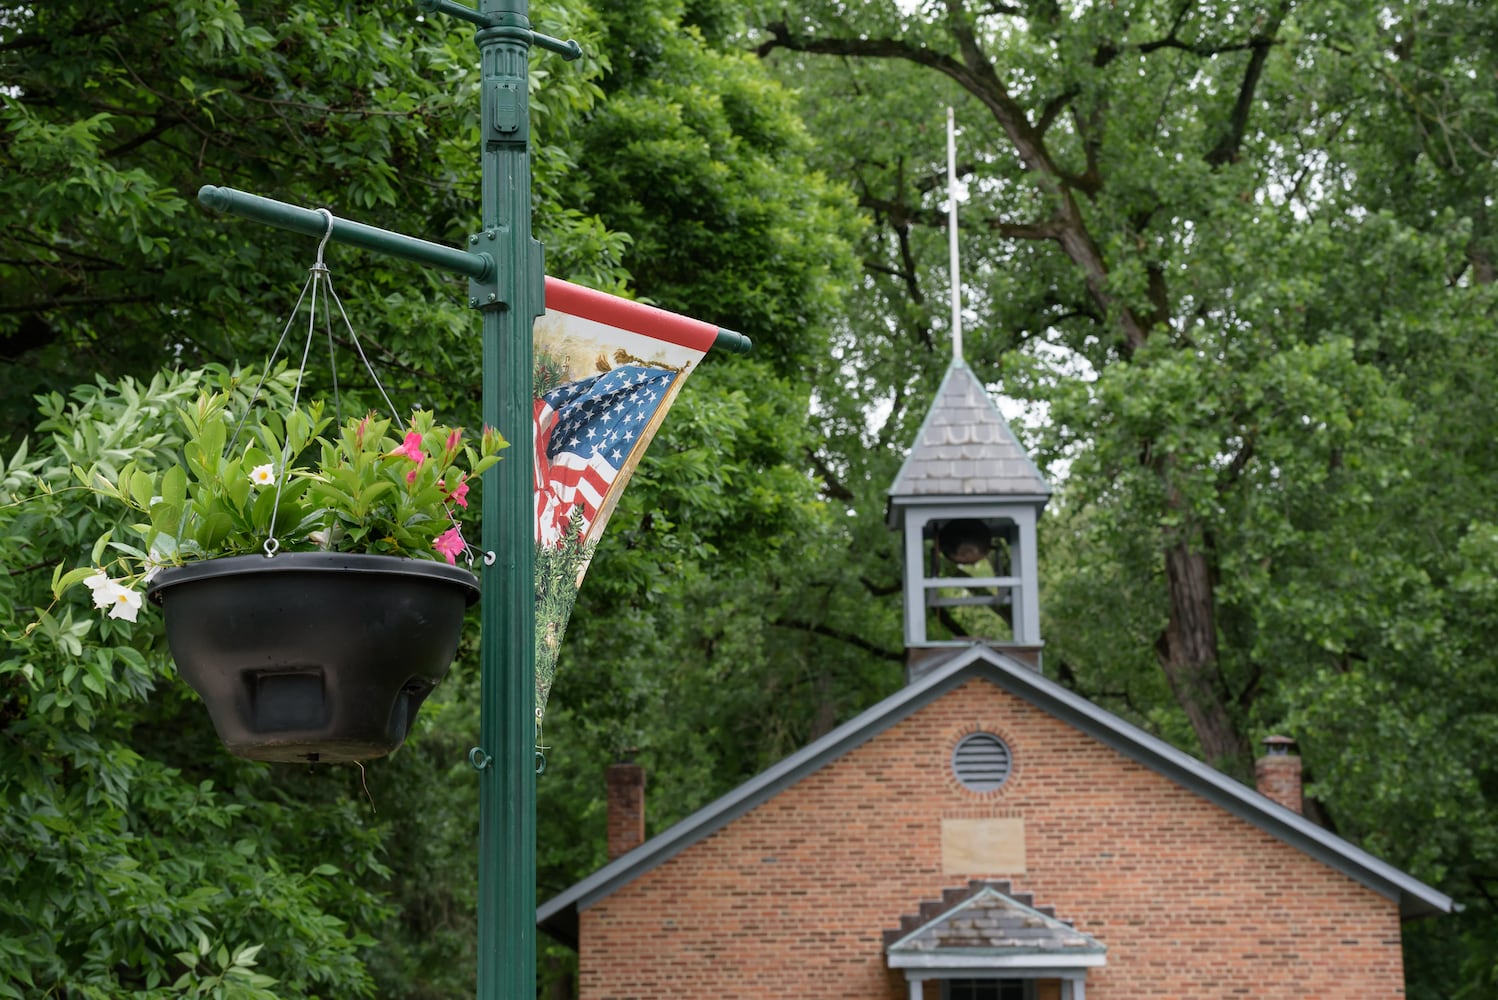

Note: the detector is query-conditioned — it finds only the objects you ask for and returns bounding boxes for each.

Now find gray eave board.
[887,361,1051,510]
[538,646,1451,940]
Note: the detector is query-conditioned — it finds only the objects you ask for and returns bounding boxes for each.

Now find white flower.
[106,585,143,623]
[83,571,115,609]
[83,571,142,622]
[249,463,276,488]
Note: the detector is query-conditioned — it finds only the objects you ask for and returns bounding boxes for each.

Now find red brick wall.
[577,679,1406,999]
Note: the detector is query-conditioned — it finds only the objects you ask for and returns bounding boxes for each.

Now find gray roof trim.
[889,492,1053,511]
[539,646,1451,942]
[889,954,1106,972]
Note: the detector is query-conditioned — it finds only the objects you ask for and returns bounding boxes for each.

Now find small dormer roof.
[887,361,1050,524]
[883,880,1106,968]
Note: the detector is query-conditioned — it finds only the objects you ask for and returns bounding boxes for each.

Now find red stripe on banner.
[544,276,719,353]
[548,455,613,507]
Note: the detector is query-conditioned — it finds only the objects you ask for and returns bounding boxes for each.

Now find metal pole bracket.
[466,230,504,309]
[416,0,582,60]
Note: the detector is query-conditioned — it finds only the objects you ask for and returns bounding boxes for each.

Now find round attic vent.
[952,732,1012,792]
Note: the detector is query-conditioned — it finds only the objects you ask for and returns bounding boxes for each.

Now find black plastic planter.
[147,552,479,763]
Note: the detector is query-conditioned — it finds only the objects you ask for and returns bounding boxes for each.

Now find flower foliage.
[52,390,505,619]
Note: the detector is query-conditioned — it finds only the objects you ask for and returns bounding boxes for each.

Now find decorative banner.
[533,277,719,729]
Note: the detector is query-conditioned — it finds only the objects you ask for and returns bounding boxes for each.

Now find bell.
[937,519,992,565]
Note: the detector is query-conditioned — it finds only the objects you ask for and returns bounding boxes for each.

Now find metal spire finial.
[947,106,963,364]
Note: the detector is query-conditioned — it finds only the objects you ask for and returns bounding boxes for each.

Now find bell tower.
[886,359,1051,678]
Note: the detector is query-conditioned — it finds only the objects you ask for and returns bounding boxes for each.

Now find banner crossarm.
[198,185,490,281]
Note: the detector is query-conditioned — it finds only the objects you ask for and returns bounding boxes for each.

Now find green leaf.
[150,500,184,536]
[161,463,187,510]
[197,510,234,549]
[90,529,113,566]
[52,565,97,599]
[129,467,155,510]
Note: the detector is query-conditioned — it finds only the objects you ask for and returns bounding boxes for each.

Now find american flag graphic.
[534,364,679,547]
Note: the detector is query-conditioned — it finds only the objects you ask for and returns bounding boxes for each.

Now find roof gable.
[539,645,1452,945]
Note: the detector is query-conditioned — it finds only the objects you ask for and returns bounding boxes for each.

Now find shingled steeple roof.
[886,361,1050,524]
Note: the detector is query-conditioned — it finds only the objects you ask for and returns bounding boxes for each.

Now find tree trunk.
[1157,539,1250,773]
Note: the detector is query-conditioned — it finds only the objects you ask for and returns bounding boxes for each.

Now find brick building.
[538,361,1453,999]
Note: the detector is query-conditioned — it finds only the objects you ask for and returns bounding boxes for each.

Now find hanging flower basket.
[147,552,479,763]
[27,239,506,763]
[41,389,503,764]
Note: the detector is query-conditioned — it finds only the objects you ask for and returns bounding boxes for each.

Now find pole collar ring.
[468,747,492,772]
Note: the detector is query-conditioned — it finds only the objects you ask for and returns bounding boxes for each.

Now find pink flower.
[442,477,470,509]
[393,431,425,465]
[355,415,372,448]
[446,428,462,452]
[406,467,419,485]
[433,527,465,565]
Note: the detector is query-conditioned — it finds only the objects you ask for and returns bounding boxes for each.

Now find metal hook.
[313,208,334,272]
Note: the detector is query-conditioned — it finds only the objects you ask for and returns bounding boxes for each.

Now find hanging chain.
[220,208,410,558]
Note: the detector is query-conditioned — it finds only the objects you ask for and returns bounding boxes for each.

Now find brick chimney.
[606,754,646,860]
[1255,735,1302,815]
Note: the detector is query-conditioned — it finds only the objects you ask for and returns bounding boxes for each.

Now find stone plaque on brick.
[940,816,1026,874]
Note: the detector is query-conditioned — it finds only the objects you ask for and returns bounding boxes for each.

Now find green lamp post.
[196,0,571,994]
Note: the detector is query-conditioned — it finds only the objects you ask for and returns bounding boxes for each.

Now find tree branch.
[985,217,1065,242]
[772,618,903,662]
[103,116,183,159]
[0,5,173,51]
[859,194,946,232]
[1216,431,1257,494]
[1205,2,1290,166]
[859,576,903,598]
[1035,88,1078,139]
[0,295,158,315]
[758,17,1158,353]
[806,448,854,501]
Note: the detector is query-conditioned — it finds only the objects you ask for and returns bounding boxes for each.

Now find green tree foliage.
[0,0,617,433]
[755,0,1498,993]
[2,0,865,996]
